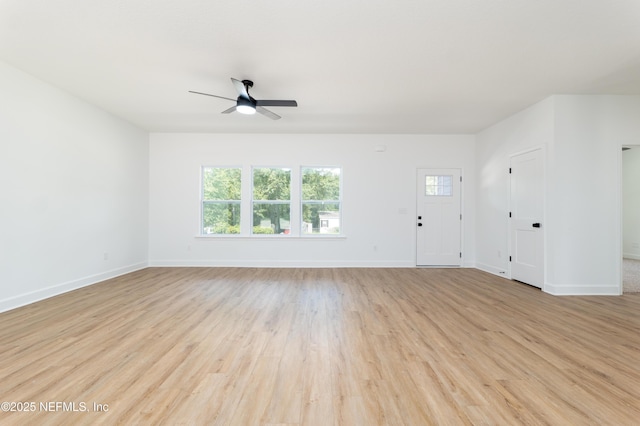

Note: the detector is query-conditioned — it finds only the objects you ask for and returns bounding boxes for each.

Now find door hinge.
[509,212,512,218]
[460,252,462,258]
[509,167,512,174]
[509,256,512,262]
[460,176,462,182]
[460,213,462,220]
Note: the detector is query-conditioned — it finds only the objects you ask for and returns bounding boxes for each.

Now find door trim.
[619,143,640,295]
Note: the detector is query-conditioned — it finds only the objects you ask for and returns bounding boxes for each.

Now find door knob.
[532,223,541,228]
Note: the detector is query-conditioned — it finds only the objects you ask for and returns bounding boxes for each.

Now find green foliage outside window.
[302,168,341,234]
[202,168,241,234]
[253,168,291,234]
[252,226,275,234]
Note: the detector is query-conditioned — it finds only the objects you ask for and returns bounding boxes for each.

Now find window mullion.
[241,164,252,235]
[289,167,300,237]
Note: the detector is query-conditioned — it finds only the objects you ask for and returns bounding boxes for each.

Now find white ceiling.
[2,0,640,134]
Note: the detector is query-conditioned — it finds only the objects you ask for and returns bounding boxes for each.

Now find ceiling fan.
[189,78,297,120]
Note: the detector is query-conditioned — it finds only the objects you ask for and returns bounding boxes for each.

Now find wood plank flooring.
[1,267,639,425]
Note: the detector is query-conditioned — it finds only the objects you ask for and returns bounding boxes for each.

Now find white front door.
[416,168,462,266]
[510,149,544,288]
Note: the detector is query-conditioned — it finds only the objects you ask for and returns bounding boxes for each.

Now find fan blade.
[256,106,281,120]
[255,100,298,107]
[188,91,235,102]
[221,106,237,114]
[231,78,250,99]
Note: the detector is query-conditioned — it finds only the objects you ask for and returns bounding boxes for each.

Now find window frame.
[200,166,243,235]
[251,166,293,236]
[300,166,343,236]
[198,164,344,238]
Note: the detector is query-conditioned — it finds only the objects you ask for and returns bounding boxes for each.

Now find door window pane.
[425,175,453,196]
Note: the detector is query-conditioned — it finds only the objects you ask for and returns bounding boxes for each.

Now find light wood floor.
[1,268,639,425]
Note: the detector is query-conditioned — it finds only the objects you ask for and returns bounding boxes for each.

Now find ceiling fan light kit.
[189,78,297,120]
[236,97,256,115]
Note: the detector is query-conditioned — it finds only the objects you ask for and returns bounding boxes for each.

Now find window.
[202,167,242,234]
[425,175,453,196]
[252,167,291,235]
[200,165,342,237]
[302,167,341,234]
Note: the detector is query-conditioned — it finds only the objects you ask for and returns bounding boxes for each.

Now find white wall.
[476,94,640,295]
[0,61,149,312]
[623,147,640,260]
[148,133,476,267]
[4,57,637,304]
[547,96,621,294]
[475,97,555,277]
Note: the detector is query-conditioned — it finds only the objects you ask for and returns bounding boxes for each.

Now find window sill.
[194,234,346,240]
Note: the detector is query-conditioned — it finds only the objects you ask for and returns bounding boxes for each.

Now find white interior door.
[417,168,461,266]
[510,149,544,288]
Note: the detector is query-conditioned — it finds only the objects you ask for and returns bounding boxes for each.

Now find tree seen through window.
[302,167,341,234]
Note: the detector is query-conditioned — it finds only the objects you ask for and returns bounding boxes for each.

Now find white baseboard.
[0,262,148,313]
[148,259,416,268]
[475,262,509,279]
[623,253,640,260]
[544,283,621,296]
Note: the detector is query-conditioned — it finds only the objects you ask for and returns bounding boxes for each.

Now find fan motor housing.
[237,96,256,108]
